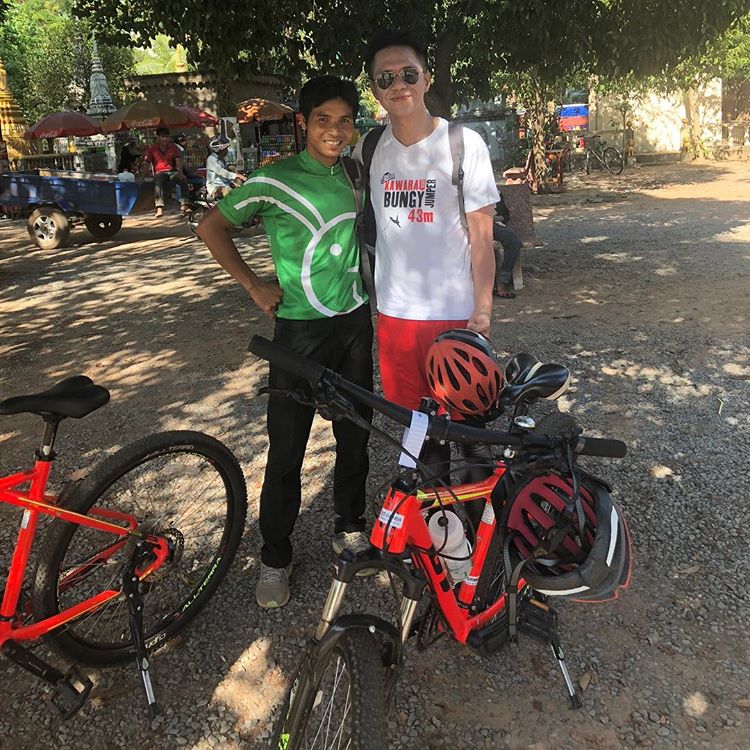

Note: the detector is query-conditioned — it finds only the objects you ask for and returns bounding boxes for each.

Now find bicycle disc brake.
[415,599,443,651]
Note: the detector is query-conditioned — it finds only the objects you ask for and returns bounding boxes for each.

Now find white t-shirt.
[354,118,499,320]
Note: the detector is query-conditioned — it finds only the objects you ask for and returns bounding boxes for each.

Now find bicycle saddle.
[0,375,110,419]
[501,363,571,405]
[504,352,543,385]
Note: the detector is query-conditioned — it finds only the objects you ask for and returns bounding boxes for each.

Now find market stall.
[18,111,108,173]
[236,98,304,170]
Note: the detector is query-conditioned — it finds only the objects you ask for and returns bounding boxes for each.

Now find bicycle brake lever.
[259,386,317,407]
[258,385,354,421]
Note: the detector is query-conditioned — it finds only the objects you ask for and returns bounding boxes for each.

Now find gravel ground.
[0,160,748,749]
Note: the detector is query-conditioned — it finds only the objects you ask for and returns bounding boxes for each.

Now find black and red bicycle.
[248,335,632,750]
[0,376,247,718]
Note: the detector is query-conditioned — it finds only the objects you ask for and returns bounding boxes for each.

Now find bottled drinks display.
[259,134,296,166]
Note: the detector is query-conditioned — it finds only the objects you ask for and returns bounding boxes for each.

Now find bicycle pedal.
[51,667,93,720]
[467,610,510,657]
[517,598,558,645]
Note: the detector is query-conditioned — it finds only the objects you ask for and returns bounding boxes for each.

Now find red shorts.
[377,314,468,410]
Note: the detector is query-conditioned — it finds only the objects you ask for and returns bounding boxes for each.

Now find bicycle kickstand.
[123,541,159,719]
[550,635,582,710]
[517,598,582,709]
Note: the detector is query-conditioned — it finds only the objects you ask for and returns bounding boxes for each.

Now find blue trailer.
[0,171,153,249]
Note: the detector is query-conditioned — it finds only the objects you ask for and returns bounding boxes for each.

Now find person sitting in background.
[117,138,141,177]
[492,193,522,299]
[206,137,246,199]
[144,126,190,218]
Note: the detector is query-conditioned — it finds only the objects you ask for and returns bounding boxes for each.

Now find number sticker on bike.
[378,508,405,529]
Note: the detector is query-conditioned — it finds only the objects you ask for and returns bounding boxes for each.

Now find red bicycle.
[248,336,632,750]
[0,375,247,718]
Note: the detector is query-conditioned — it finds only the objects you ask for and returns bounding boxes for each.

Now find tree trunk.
[215,70,233,118]
[682,87,704,158]
[527,92,548,194]
[427,28,459,119]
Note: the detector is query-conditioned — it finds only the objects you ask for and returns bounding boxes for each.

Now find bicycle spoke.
[54,448,233,650]
[306,656,353,750]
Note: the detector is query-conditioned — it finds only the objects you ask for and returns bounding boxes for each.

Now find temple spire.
[87,36,116,118]
[174,44,188,73]
[0,57,28,139]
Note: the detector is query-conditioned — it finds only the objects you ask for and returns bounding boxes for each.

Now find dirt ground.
[0,159,749,749]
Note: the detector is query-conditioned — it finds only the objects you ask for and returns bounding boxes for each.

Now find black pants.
[493,223,522,286]
[154,170,189,208]
[259,305,373,568]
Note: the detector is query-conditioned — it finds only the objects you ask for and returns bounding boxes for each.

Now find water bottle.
[427,510,472,584]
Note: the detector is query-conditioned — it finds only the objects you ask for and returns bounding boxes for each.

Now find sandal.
[493,286,516,299]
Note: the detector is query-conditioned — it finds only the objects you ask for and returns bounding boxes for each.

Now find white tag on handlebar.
[399,410,429,468]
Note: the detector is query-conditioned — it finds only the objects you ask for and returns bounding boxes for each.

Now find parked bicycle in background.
[584,134,624,175]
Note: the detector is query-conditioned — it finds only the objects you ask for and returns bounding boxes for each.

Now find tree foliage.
[0,0,134,123]
[73,0,750,117]
[133,36,194,76]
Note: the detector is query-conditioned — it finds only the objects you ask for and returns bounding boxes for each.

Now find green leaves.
[62,0,750,113]
[0,0,135,123]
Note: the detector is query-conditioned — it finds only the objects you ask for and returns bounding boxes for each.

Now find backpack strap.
[358,125,386,249]
[448,122,468,234]
[360,125,386,175]
[340,155,377,316]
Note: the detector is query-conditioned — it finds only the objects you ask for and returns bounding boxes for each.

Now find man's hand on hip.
[247,280,283,318]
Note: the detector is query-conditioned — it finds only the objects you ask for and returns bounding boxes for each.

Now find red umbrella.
[24,111,102,139]
[101,101,191,133]
[175,106,219,127]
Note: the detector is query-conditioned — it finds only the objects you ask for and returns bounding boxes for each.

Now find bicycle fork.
[315,559,422,645]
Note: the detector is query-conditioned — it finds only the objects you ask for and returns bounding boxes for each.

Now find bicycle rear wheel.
[603,147,624,175]
[33,431,247,664]
[270,630,386,750]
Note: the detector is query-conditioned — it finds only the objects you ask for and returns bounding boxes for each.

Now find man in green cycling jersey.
[197,76,373,609]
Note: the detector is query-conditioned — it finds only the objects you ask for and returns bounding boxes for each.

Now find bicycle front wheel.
[270,630,387,750]
[603,147,624,175]
[33,431,247,664]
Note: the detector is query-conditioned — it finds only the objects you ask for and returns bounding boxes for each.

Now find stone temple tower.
[86,37,116,119]
[0,57,28,140]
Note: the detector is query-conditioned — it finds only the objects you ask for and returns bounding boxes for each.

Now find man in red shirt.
[144,126,190,218]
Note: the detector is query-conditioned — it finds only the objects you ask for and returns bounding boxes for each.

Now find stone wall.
[590,79,723,153]
[123,70,286,117]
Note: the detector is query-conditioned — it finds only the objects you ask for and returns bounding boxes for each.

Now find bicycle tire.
[270,630,387,750]
[32,430,247,664]
[603,147,624,175]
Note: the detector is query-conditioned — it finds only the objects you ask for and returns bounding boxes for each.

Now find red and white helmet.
[499,473,632,602]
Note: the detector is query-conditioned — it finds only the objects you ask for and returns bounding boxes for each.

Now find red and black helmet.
[499,472,632,602]
[425,329,504,419]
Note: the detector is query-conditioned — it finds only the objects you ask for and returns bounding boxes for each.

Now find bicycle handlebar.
[249,336,626,458]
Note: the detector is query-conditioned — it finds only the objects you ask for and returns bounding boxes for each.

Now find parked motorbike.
[185,180,259,236]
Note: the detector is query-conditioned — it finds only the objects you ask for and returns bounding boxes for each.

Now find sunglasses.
[374,67,422,90]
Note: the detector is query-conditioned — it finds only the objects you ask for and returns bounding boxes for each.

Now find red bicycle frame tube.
[0,459,168,647]
[370,465,525,644]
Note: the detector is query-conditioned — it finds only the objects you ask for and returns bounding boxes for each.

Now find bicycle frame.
[314,462,525,648]
[0,458,169,647]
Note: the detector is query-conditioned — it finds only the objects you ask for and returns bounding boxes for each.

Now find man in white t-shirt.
[354,30,499,414]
